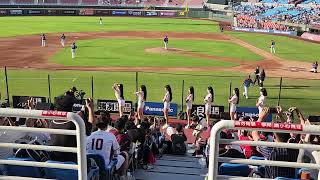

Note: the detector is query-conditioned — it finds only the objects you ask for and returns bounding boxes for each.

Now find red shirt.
[110,129,131,152]
[239,135,256,159]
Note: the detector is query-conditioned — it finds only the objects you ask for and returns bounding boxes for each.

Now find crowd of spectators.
[233,4,320,30]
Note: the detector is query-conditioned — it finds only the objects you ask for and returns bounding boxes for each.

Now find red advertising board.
[234,121,303,131]
[42,110,68,118]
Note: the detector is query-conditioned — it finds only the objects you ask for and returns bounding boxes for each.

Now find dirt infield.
[0,31,319,79]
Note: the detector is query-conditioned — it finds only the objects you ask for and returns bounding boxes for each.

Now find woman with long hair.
[228,88,239,120]
[135,85,147,120]
[256,88,267,116]
[112,83,125,117]
[204,86,214,125]
[185,86,194,129]
[162,85,172,129]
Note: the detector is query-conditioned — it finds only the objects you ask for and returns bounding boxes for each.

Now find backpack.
[171,134,186,155]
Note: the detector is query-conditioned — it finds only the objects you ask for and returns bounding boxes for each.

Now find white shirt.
[164,92,170,102]
[114,87,123,101]
[204,93,212,107]
[86,130,120,167]
[136,91,144,104]
[186,94,193,107]
[257,95,266,111]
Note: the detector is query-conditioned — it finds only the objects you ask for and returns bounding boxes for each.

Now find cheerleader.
[135,85,147,120]
[204,86,214,124]
[112,83,125,117]
[162,85,172,129]
[185,86,194,129]
[228,88,239,120]
[256,88,267,115]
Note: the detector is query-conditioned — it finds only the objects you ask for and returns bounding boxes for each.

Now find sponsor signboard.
[159,11,176,16]
[79,9,94,16]
[234,121,303,131]
[127,10,142,16]
[45,9,59,15]
[191,105,224,119]
[9,9,23,15]
[95,10,110,16]
[27,10,42,15]
[0,10,7,15]
[232,27,297,36]
[97,99,132,114]
[12,96,46,109]
[144,102,178,116]
[145,11,158,16]
[42,110,68,117]
[111,10,127,16]
[236,107,272,122]
[61,10,77,15]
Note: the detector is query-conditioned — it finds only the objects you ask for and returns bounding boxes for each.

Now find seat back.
[44,160,78,180]
[218,163,250,177]
[4,157,42,178]
[87,153,107,177]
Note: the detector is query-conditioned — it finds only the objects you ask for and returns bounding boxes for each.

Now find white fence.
[208,120,320,180]
[0,108,87,180]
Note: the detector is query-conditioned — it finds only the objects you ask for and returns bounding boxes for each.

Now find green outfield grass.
[0,16,220,37]
[0,69,319,118]
[51,39,262,67]
[228,31,320,62]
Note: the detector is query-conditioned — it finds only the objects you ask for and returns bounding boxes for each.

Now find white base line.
[2,78,78,81]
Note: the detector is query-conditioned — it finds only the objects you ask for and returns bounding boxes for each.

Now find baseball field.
[0,16,319,118]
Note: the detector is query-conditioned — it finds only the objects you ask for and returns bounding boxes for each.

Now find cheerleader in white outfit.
[162,85,172,129]
[204,86,214,125]
[228,88,239,120]
[256,88,267,116]
[112,83,125,118]
[185,86,194,129]
[135,85,147,120]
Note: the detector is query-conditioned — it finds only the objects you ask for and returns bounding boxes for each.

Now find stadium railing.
[0,108,87,180]
[207,120,320,180]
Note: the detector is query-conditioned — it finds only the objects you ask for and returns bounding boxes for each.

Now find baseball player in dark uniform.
[41,34,46,47]
[253,66,260,85]
[71,42,77,59]
[270,40,276,54]
[60,33,66,47]
[164,36,168,50]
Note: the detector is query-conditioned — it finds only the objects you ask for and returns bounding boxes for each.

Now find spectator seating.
[218,163,251,177]
[60,0,78,4]
[81,0,98,5]
[4,157,42,178]
[14,0,33,4]
[87,153,118,180]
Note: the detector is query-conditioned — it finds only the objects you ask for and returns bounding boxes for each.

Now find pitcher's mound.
[145,47,184,54]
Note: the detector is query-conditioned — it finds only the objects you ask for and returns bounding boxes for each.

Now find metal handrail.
[0,108,87,180]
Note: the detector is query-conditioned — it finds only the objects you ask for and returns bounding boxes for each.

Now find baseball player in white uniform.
[60,33,66,47]
[41,34,46,47]
[164,36,168,50]
[270,40,276,54]
[99,17,103,25]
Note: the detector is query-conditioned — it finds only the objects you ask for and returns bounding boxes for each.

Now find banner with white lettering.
[12,96,46,109]
[97,99,132,114]
[144,102,178,116]
[236,107,272,122]
[191,105,224,119]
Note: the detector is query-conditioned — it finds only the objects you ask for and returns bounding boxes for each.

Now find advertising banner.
[97,99,132,114]
[111,10,127,16]
[145,11,158,16]
[12,96,46,109]
[159,11,176,17]
[236,107,272,122]
[127,10,142,16]
[45,9,59,15]
[95,9,110,16]
[0,9,7,15]
[144,102,178,116]
[191,105,224,119]
[61,10,78,15]
[27,10,43,15]
[232,27,297,36]
[9,9,23,15]
[79,9,94,16]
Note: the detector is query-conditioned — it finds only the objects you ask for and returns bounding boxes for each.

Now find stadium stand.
[81,0,98,5]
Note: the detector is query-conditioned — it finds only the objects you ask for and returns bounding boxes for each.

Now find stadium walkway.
[134,150,208,180]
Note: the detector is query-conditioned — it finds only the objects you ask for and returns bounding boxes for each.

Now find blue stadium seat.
[249,156,265,160]
[44,161,78,180]
[87,153,118,180]
[218,163,250,177]
[3,157,42,178]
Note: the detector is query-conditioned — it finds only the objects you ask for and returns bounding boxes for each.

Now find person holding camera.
[113,83,125,118]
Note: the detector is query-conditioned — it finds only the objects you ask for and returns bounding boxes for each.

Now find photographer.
[49,95,95,163]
